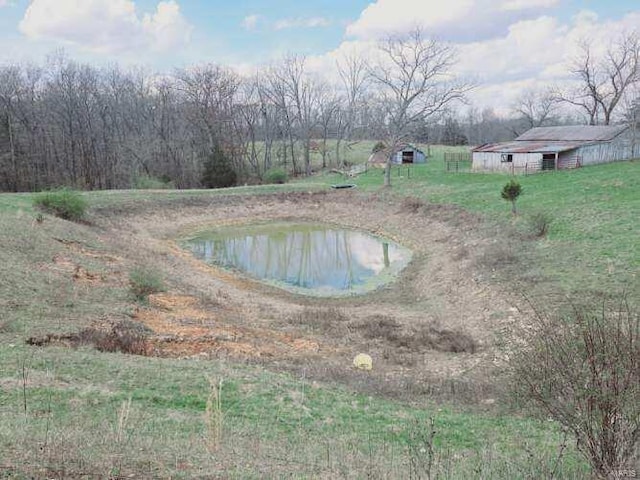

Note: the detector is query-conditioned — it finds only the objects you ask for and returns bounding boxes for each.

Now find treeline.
[1,30,638,192]
[0,54,380,192]
[0,52,550,193]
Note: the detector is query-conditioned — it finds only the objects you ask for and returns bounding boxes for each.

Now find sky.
[0,0,639,115]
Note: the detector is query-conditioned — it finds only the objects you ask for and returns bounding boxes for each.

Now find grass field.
[1,144,637,477]
[298,143,640,302]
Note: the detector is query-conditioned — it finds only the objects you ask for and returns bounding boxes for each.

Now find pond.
[183,222,411,296]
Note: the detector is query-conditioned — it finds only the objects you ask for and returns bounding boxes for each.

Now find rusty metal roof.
[516,125,628,142]
[472,140,586,154]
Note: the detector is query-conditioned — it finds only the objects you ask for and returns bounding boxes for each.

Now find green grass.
[295,148,640,300]
[0,343,588,478]
[33,188,88,221]
[2,150,637,477]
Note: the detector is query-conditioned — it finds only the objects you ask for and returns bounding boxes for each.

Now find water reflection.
[185,223,410,295]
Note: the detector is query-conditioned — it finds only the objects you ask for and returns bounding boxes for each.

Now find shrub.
[527,211,553,238]
[79,320,152,355]
[501,179,522,215]
[202,144,238,189]
[263,167,288,184]
[129,267,165,301]
[512,297,640,478]
[33,188,87,221]
[133,174,174,190]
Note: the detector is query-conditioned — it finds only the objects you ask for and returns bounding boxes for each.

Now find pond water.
[183,222,411,296]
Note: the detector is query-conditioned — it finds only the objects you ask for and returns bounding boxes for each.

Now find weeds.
[477,242,519,271]
[27,320,152,356]
[263,167,288,184]
[129,267,165,301]
[287,307,350,334]
[80,320,152,355]
[401,196,426,213]
[357,315,477,353]
[407,417,438,479]
[133,175,174,190]
[205,377,224,453]
[33,188,87,221]
[527,211,553,238]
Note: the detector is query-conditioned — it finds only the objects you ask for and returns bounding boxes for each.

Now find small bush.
[263,167,288,184]
[527,211,553,238]
[33,188,87,221]
[26,320,152,355]
[129,267,165,301]
[501,179,522,215]
[512,297,640,478]
[133,175,174,190]
[79,320,152,355]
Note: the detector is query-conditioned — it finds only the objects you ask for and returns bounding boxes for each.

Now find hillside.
[1,154,638,477]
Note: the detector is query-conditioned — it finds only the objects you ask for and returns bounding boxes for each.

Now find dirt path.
[90,190,532,403]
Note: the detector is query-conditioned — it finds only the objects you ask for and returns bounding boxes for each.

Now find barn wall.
[576,137,635,166]
[472,152,541,173]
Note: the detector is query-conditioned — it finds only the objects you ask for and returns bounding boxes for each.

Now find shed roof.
[516,125,628,142]
[472,140,586,154]
[397,143,425,155]
[367,143,425,163]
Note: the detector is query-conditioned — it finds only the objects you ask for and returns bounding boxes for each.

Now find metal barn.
[472,125,637,174]
[368,144,428,165]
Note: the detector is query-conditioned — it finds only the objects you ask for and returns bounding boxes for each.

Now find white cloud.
[500,0,558,11]
[19,0,193,54]
[455,10,640,113]
[324,1,640,114]
[274,17,331,30]
[142,1,192,52]
[347,0,473,39]
[242,14,260,30]
[345,0,561,42]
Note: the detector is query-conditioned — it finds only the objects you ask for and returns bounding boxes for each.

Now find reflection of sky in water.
[187,225,409,291]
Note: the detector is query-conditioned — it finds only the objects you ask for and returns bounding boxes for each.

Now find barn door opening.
[542,153,556,170]
[402,150,414,164]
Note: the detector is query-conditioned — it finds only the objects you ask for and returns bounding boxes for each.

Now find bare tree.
[559,33,640,125]
[336,52,369,167]
[368,28,470,187]
[511,87,558,135]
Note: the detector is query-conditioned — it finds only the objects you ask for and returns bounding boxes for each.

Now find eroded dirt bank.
[86,190,531,403]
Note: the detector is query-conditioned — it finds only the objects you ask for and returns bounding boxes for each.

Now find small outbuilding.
[368,144,428,165]
[472,125,636,173]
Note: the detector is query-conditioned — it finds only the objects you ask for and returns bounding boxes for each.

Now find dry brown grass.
[26,320,153,356]
[287,307,351,335]
[356,315,477,354]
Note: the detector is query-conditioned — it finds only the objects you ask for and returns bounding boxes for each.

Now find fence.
[444,152,472,173]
